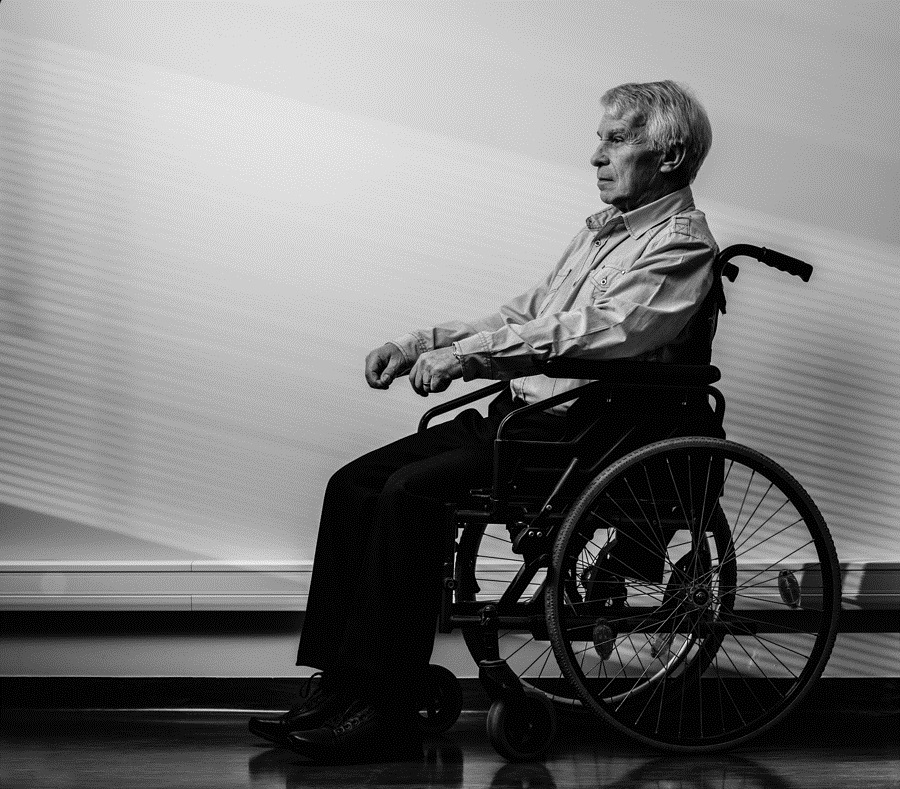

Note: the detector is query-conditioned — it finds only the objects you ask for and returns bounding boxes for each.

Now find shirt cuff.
[389,332,429,366]
[452,333,493,380]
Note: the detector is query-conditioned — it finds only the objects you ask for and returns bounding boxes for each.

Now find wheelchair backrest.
[667,244,812,366]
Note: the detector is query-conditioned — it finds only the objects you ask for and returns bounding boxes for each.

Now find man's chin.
[597,184,617,203]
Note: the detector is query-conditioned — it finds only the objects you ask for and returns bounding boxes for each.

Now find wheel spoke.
[543,438,838,749]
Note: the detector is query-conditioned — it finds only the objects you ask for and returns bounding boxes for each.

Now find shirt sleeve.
[450,227,716,381]
[388,231,584,367]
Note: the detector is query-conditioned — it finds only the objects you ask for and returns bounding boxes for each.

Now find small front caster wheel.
[486,688,557,761]
[417,664,463,734]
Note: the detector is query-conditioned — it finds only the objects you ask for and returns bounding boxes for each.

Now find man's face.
[591,108,668,212]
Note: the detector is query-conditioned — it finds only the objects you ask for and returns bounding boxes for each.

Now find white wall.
[2,1,898,573]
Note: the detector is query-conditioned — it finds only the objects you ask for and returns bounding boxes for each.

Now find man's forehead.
[597,108,646,132]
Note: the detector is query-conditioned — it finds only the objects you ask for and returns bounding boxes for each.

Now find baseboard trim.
[1,561,897,611]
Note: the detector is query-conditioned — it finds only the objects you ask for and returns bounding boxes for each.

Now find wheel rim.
[546,438,840,750]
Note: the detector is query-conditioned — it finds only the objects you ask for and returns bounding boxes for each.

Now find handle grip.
[758,247,813,282]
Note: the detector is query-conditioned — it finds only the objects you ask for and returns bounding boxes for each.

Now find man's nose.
[591,144,608,167]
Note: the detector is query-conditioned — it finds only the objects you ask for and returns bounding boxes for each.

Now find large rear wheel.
[545,437,840,751]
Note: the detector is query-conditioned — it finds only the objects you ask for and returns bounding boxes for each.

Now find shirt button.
[594,240,601,247]
[600,278,607,285]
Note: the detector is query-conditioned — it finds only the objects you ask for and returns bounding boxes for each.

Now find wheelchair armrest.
[536,359,721,387]
[417,380,508,434]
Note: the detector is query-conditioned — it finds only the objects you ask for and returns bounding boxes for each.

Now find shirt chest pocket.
[590,264,626,297]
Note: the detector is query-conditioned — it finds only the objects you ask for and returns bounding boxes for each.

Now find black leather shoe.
[248,673,349,746]
[286,700,423,764]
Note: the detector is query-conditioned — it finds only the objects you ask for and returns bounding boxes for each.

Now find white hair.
[601,81,712,183]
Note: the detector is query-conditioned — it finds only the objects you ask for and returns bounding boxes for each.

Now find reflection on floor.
[2,706,898,789]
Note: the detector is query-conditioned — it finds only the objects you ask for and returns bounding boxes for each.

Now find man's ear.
[659,143,686,175]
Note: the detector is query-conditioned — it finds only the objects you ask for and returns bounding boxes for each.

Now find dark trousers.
[296,387,722,709]
[295,389,568,709]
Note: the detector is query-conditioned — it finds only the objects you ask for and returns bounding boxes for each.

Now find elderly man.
[249,80,718,762]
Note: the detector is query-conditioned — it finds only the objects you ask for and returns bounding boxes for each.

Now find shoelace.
[299,671,323,700]
[285,671,325,715]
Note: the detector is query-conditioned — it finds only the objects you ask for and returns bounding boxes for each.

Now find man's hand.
[365,343,408,389]
[409,347,463,397]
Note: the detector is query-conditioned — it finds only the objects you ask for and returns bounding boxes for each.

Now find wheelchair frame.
[411,245,847,759]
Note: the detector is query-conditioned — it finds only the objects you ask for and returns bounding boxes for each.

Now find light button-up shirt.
[391,186,718,413]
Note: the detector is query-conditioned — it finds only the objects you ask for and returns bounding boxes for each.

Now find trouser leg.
[336,444,494,708]
[295,407,497,702]
[297,392,571,708]
[602,398,726,583]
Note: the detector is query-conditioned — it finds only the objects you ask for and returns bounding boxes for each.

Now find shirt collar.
[585,186,695,238]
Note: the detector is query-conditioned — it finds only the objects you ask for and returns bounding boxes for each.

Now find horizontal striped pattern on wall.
[2,29,898,588]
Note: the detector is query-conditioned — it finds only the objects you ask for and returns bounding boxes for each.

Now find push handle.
[718,244,813,282]
[757,247,813,282]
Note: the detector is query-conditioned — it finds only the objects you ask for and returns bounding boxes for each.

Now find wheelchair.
[413,245,841,760]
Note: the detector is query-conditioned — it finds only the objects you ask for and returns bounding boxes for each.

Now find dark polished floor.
[1,704,898,789]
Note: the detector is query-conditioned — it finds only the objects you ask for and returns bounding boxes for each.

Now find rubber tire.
[545,437,840,752]
[486,688,558,761]
[417,664,463,735]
